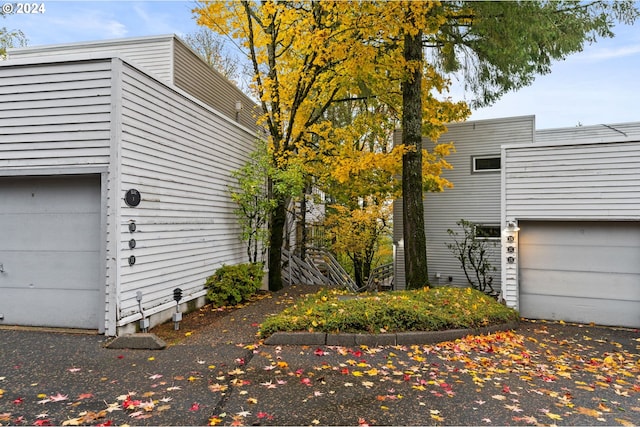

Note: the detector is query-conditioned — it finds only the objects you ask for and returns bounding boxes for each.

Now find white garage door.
[519,221,640,328]
[0,175,102,329]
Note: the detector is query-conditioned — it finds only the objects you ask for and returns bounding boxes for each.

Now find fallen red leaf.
[77,393,94,400]
[257,412,274,420]
[190,402,200,411]
[123,396,141,410]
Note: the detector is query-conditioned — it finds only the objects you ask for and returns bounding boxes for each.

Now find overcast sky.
[5,0,640,130]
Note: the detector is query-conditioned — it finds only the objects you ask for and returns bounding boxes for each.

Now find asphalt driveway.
[1,286,639,426]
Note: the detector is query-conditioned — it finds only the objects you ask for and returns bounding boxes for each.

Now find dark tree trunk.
[402,27,429,290]
[268,195,287,292]
[353,253,364,289]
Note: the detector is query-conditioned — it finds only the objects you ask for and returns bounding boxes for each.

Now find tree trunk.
[401,27,429,290]
[353,253,364,289]
[268,195,287,292]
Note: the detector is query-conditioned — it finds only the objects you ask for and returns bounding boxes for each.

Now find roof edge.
[8,34,177,56]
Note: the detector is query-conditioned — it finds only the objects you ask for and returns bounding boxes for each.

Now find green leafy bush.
[259,286,519,337]
[205,263,264,307]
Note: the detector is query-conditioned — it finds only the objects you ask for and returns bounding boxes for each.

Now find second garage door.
[0,175,102,330]
[518,220,640,328]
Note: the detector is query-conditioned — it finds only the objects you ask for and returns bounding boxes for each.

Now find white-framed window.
[474,224,501,240]
[472,155,501,173]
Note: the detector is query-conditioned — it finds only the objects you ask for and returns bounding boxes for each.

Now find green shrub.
[259,286,519,337]
[205,263,264,307]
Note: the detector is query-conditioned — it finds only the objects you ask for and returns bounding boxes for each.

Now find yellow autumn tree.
[195,1,468,290]
[310,97,459,288]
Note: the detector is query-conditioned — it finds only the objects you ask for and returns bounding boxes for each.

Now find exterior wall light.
[172,288,183,330]
[505,221,520,232]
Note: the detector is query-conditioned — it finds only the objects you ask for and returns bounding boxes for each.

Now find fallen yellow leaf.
[577,407,602,418]
[546,412,562,421]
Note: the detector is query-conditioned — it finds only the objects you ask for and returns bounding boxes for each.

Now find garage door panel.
[1,213,101,251]
[519,221,640,245]
[0,177,101,214]
[0,288,100,328]
[520,243,640,274]
[0,250,100,290]
[520,294,640,329]
[521,269,640,300]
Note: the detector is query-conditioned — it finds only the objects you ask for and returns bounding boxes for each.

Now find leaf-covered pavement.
[1,321,639,426]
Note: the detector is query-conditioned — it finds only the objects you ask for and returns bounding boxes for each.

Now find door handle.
[0,263,4,273]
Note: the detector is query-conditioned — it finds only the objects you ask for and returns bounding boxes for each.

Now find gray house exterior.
[393,115,535,290]
[502,122,640,328]
[0,35,259,336]
[394,117,640,328]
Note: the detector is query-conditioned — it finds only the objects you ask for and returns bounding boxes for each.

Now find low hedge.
[259,286,519,337]
[205,262,264,307]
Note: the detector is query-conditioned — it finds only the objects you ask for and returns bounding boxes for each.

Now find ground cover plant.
[259,286,518,337]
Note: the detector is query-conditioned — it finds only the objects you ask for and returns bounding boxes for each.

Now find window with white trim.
[474,224,501,240]
[472,155,501,172]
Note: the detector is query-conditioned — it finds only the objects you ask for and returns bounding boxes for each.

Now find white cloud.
[573,43,640,62]
[68,10,128,39]
[131,2,198,38]
[13,5,129,45]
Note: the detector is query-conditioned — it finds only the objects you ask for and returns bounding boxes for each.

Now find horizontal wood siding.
[10,36,174,83]
[536,122,640,145]
[504,141,640,220]
[394,116,534,290]
[118,62,255,319]
[173,40,261,133]
[0,60,112,172]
